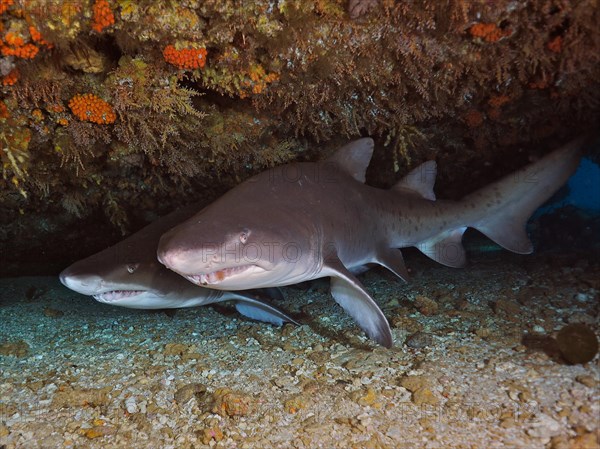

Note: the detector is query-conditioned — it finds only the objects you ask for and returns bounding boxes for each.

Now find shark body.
[59,206,298,326]
[157,138,585,347]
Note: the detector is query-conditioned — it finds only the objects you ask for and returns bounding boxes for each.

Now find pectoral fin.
[324,257,393,348]
[231,294,300,326]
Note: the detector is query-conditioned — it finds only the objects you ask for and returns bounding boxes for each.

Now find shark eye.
[239,229,250,244]
[127,264,139,274]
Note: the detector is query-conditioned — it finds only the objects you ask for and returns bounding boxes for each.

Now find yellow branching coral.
[1,121,31,198]
[243,64,280,96]
[68,93,116,124]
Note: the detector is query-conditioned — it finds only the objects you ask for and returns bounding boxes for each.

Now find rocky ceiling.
[1,0,598,275]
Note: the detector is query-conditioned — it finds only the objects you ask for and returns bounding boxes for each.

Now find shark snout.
[157,230,179,269]
[157,230,204,274]
[156,246,196,274]
[59,268,103,295]
[156,249,173,269]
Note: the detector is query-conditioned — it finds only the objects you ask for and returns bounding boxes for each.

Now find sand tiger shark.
[59,206,298,326]
[157,137,586,347]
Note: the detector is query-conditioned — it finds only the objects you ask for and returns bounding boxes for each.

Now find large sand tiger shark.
[157,138,586,347]
[59,206,298,326]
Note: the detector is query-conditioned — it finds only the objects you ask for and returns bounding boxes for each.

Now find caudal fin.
[465,138,586,253]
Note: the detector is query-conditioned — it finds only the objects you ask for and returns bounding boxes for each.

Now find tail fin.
[465,138,586,253]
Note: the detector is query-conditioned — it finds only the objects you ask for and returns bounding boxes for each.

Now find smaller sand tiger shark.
[59,206,298,326]
[157,138,586,347]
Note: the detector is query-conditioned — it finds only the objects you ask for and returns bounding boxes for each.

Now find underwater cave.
[1,1,599,448]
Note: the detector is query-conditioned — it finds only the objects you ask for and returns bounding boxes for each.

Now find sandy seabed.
[0,250,598,449]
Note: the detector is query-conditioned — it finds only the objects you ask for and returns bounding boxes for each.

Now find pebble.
[0,340,30,357]
[201,427,224,444]
[1,258,598,448]
[52,387,111,408]
[399,375,429,392]
[43,307,64,318]
[174,383,207,404]
[211,388,254,417]
[556,323,599,364]
[352,388,381,407]
[493,299,521,321]
[412,388,439,406]
[83,425,117,439]
[414,295,439,316]
[526,413,561,438]
[399,375,439,405]
[391,315,422,332]
[575,292,590,302]
[567,312,597,326]
[124,396,138,414]
[575,375,596,388]
[405,331,433,349]
[474,327,492,339]
[163,343,191,357]
[284,395,307,413]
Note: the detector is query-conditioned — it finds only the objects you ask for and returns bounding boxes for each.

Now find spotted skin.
[158,138,586,347]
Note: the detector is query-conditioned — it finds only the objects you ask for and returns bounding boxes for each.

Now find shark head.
[59,246,196,309]
[158,169,325,290]
[59,205,300,326]
[157,139,380,290]
[59,206,214,309]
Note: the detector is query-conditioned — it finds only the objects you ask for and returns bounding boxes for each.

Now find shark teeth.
[93,290,144,302]
[186,265,254,286]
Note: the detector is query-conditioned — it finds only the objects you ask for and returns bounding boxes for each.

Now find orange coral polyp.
[29,26,53,48]
[2,68,18,85]
[1,42,39,58]
[0,100,8,118]
[464,109,484,128]
[0,0,13,15]
[488,95,510,108]
[547,36,562,53]
[4,32,24,46]
[92,0,115,33]
[469,23,511,43]
[68,93,116,124]
[1,29,41,59]
[163,45,207,70]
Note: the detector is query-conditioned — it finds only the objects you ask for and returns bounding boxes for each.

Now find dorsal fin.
[326,138,374,183]
[392,160,437,200]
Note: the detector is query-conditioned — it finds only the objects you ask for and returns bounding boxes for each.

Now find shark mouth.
[185,264,255,286]
[93,290,145,303]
